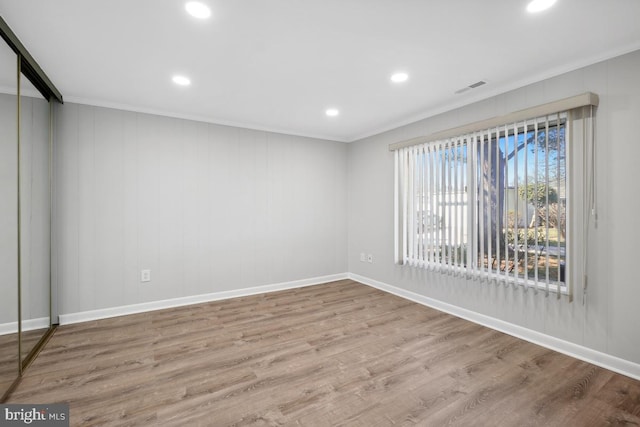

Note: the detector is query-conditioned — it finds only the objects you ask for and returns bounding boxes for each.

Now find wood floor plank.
[7,279,640,426]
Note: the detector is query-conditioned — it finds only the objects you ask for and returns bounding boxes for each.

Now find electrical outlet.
[141,269,151,282]
[367,254,373,263]
[360,253,366,262]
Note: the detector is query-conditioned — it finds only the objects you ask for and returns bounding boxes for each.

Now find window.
[393,94,597,300]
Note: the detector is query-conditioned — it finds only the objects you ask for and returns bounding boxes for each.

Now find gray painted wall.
[54,104,348,316]
[348,49,640,365]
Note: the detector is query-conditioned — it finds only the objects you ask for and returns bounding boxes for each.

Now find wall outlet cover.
[141,269,151,282]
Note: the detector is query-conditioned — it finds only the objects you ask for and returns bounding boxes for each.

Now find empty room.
[1,0,640,425]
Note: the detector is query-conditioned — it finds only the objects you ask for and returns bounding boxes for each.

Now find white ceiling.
[1,0,640,142]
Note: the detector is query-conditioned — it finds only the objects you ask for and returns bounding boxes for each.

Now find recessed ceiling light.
[526,0,556,13]
[172,75,191,86]
[325,108,339,117]
[185,1,211,19]
[391,72,409,83]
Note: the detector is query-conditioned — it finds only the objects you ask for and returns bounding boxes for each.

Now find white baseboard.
[348,273,640,382]
[58,273,349,326]
[0,317,50,336]
[0,323,17,336]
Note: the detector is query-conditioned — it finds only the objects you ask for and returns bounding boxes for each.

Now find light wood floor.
[1,328,51,399]
[7,280,640,426]
[0,332,19,397]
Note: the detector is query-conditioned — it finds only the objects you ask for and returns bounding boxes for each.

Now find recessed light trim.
[391,72,409,83]
[185,1,211,19]
[325,108,339,117]
[172,75,191,86]
[526,0,556,13]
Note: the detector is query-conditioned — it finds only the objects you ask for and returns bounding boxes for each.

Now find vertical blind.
[392,93,598,301]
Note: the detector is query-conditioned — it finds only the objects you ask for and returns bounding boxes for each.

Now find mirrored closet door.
[0,17,63,402]
[0,29,19,402]
[18,69,52,366]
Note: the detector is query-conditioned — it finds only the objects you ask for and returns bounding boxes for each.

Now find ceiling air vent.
[455,80,487,94]
[469,80,486,88]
